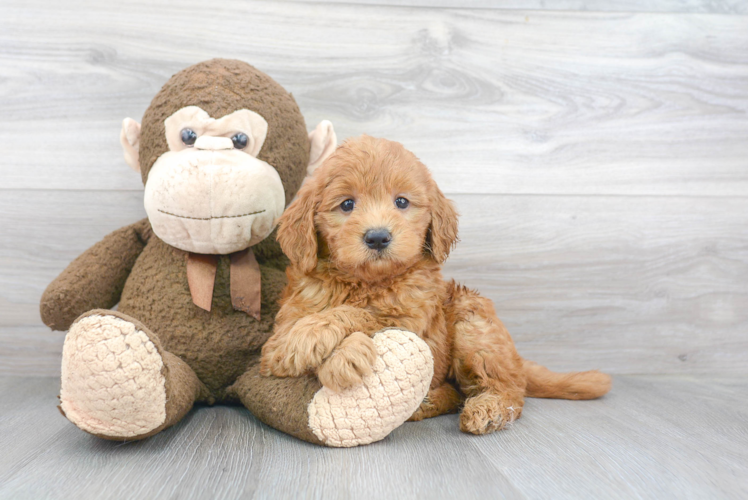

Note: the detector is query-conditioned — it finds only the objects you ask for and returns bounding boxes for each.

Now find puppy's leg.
[261,306,379,377]
[448,285,527,435]
[407,383,462,421]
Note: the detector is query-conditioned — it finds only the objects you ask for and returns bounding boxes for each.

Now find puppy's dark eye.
[340,199,355,212]
[232,132,248,149]
[181,128,197,146]
[395,197,409,209]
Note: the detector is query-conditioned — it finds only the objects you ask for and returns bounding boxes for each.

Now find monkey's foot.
[60,311,168,440]
[307,329,433,447]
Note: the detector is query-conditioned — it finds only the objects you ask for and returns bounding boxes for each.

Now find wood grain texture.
[1,1,747,195]
[0,190,146,376]
[0,375,746,499]
[1,1,744,497]
[446,193,748,375]
[3,190,746,376]
[1,3,747,375]
[286,0,748,14]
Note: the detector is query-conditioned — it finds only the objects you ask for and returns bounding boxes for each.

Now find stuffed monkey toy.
[40,59,433,447]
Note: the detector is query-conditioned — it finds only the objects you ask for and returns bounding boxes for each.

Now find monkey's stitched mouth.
[157,209,266,221]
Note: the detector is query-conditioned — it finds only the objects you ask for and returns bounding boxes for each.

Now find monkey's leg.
[407,383,462,421]
[59,310,209,440]
[448,287,527,435]
[231,329,434,447]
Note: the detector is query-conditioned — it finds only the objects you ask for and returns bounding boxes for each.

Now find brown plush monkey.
[40,59,432,447]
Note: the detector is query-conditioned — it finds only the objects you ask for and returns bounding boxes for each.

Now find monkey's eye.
[181,128,197,146]
[395,197,410,209]
[232,133,249,149]
[340,199,355,212]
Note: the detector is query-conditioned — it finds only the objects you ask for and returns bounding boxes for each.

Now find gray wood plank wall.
[290,0,748,14]
[1,0,746,376]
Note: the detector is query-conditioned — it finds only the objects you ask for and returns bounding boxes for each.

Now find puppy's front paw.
[260,337,288,377]
[260,337,311,378]
[261,316,349,377]
[317,332,377,392]
[259,348,276,377]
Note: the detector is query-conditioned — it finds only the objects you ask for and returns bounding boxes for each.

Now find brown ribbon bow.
[185,248,262,321]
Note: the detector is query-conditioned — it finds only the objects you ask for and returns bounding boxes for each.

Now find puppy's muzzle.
[364,229,392,251]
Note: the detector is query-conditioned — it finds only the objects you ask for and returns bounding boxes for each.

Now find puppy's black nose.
[364,229,392,250]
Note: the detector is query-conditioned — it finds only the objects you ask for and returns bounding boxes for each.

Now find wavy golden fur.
[261,135,611,434]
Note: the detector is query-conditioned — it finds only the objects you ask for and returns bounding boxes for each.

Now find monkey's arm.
[40,218,151,331]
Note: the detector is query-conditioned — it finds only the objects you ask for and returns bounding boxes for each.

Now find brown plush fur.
[138,59,309,207]
[40,60,326,444]
[262,135,612,434]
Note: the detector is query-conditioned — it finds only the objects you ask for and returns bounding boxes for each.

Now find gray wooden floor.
[1,0,747,498]
[1,375,746,499]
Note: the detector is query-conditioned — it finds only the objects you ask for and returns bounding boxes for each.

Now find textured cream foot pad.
[60,314,167,438]
[308,329,434,447]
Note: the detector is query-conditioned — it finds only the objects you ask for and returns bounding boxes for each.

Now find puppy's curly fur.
[262,135,611,435]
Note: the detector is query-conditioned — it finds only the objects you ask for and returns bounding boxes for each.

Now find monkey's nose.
[194,136,234,151]
[364,229,392,251]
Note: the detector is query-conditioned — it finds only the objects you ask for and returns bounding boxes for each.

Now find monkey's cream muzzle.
[143,106,284,254]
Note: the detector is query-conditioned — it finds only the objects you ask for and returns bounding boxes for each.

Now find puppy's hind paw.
[459,392,523,435]
[408,400,432,422]
[317,332,376,392]
[407,383,462,421]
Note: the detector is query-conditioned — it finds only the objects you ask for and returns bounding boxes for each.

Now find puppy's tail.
[522,359,612,400]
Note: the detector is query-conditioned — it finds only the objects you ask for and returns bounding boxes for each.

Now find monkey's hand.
[40,219,151,331]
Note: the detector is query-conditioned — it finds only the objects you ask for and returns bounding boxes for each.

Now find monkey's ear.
[307,120,337,176]
[120,118,141,173]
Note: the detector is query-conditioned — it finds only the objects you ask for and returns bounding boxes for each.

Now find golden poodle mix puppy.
[261,135,611,434]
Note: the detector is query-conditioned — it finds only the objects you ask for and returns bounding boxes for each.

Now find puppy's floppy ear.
[277,178,319,273]
[426,183,459,263]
